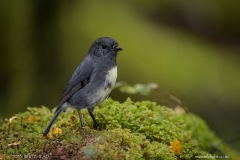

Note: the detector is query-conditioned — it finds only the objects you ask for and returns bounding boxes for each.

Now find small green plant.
[0,98,239,159]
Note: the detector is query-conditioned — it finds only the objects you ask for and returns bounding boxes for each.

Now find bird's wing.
[58,56,93,107]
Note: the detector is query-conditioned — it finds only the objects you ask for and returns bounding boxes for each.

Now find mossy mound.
[0,98,239,159]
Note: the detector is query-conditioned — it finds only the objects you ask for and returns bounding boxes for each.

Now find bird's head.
[89,37,123,58]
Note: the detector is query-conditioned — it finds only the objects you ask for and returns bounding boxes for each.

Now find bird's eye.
[101,45,106,49]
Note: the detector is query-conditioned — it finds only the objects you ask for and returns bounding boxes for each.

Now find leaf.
[8,142,21,147]
[8,116,17,124]
[171,140,182,155]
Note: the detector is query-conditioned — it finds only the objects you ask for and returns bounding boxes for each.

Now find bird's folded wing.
[58,56,93,107]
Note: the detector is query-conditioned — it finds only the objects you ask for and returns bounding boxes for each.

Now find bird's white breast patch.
[95,66,117,103]
[106,66,117,86]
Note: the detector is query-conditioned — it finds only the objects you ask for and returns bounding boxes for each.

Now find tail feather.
[43,106,64,136]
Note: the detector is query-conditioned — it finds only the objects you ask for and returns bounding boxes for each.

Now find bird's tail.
[43,105,64,136]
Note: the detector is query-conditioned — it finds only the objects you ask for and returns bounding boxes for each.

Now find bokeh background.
[1,0,240,151]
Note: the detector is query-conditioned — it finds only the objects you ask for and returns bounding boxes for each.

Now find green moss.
[0,98,239,159]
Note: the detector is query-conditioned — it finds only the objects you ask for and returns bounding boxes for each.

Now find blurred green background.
[0,0,240,151]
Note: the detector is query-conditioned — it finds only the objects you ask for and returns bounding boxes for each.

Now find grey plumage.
[43,37,122,136]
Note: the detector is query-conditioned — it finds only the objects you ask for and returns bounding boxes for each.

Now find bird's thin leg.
[77,110,85,133]
[88,110,100,130]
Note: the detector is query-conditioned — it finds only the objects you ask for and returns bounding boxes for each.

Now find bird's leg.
[77,110,85,133]
[88,110,100,130]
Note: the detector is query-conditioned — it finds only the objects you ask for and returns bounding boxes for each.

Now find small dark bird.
[43,37,122,136]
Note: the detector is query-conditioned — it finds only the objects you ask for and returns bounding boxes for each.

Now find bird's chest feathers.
[94,66,117,103]
[104,66,117,89]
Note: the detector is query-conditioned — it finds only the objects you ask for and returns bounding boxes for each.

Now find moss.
[0,98,239,159]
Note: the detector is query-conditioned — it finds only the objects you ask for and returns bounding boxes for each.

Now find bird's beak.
[114,46,123,51]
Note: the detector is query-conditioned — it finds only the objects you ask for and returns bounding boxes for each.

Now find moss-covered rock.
[0,98,239,159]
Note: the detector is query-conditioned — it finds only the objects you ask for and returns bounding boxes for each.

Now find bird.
[43,37,122,136]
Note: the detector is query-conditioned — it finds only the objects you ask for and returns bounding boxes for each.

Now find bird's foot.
[81,127,86,134]
[93,123,101,131]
